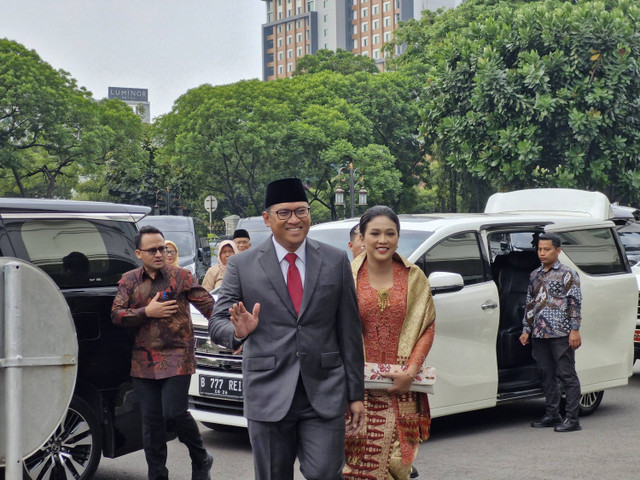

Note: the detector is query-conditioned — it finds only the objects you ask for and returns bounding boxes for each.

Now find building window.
[278,38,283,47]
[297,46,302,56]
[288,63,293,72]
[278,65,284,74]
[287,22,292,30]
[383,16,390,27]
[324,28,328,37]
[361,7,368,17]
[395,13,400,25]
[383,1,390,12]
[297,6,301,14]
[277,25,283,33]
[373,19,379,30]
[384,31,391,42]
[297,20,302,28]
[373,34,379,45]
[306,44,311,53]
[306,0,315,10]
[362,51,369,57]
[278,51,284,60]
[353,10,357,19]
[353,24,358,34]
[278,12,282,19]
[361,36,368,47]
[373,49,380,59]
[324,14,328,22]
[287,35,292,44]
[297,33,303,42]
[373,4,379,15]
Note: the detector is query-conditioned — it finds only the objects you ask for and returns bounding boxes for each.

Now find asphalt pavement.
[93,362,640,480]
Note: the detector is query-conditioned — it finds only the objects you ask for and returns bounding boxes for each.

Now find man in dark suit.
[209,177,364,480]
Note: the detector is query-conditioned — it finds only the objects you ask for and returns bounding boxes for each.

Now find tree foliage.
[0,39,145,198]
[393,0,640,206]
[293,48,379,76]
[156,70,425,221]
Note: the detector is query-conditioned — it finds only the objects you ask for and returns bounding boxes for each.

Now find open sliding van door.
[544,221,637,393]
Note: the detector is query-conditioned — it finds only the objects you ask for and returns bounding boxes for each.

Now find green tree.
[393,0,640,207]
[0,39,145,198]
[293,48,379,76]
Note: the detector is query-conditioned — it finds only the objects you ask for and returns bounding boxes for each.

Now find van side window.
[416,232,485,285]
[4,218,140,287]
[557,228,627,275]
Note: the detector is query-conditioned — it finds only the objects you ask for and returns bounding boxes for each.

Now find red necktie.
[285,253,303,315]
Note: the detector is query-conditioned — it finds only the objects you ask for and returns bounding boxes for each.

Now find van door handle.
[481,301,498,310]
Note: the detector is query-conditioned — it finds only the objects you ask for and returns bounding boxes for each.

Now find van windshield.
[308,228,430,258]
[163,231,196,259]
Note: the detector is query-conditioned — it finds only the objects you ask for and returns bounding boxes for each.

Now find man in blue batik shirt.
[519,233,583,432]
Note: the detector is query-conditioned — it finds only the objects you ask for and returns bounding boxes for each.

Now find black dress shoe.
[410,465,419,478]
[554,417,581,432]
[531,414,562,428]
[192,453,214,480]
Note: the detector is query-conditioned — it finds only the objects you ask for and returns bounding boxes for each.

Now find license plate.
[199,374,243,398]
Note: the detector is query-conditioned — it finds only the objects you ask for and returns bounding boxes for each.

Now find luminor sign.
[108,87,148,102]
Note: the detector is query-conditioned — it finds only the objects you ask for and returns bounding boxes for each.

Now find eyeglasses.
[166,250,177,256]
[273,207,310,221]
[138,246,168,255]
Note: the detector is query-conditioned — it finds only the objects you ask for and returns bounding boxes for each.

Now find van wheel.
[578,390,604,416]
[23,396,102,480]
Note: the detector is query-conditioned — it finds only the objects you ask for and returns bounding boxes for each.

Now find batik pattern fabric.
[345,255,435,480]
[111,265,214,379]
[522,261,582,338]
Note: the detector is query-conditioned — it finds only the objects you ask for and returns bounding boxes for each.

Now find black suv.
[0,198,149,479]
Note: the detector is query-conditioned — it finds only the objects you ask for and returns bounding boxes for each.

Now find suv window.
[557,228,627,275]
[4,218,140,288]
[416,232,486,285]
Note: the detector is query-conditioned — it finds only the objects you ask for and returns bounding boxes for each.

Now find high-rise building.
[261,0,463,81]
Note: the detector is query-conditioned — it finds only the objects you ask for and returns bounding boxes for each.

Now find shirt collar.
[139,265,168,281]
[272,237,306,265]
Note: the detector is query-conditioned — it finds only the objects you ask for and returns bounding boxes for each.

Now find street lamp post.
[334,162,367,219]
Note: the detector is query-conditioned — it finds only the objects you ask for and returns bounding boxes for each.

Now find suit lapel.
[257,239,298,318]
[299,239,322,320]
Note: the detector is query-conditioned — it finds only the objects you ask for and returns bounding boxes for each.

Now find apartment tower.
[261,0,462,81]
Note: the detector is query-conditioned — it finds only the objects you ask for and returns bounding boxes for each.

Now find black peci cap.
[233,229,250,240]
[264,178,308,209]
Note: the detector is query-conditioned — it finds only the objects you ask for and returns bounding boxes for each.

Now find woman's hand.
[384,367,417,395]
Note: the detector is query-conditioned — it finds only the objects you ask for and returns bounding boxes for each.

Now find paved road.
[94,363,640,480]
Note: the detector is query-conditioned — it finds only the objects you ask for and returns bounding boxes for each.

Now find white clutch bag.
[364,362,435,394]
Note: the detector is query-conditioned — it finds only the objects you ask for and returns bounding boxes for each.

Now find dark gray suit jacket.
[209,236,364,422]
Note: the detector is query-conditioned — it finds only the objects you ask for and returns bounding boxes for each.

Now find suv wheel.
[578,390,604,416]
[23,396,102,480]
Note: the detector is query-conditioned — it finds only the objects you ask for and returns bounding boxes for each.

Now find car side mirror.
[428,271,464,295]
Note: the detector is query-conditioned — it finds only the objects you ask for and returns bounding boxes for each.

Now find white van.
[188,189,637,427]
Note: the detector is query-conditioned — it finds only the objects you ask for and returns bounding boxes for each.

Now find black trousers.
[531,337,581,419]
[133,375,208,480]
[247,378,346,480]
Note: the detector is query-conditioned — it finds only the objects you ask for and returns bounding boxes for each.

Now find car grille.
[193,326,243,371]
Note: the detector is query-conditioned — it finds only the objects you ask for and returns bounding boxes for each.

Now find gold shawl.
[351,252,436,363]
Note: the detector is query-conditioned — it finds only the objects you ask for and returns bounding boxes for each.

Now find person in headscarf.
[165,240,179,267]
[201,239,238,291]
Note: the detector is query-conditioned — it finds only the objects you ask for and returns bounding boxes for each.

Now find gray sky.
[1,0,265,119]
